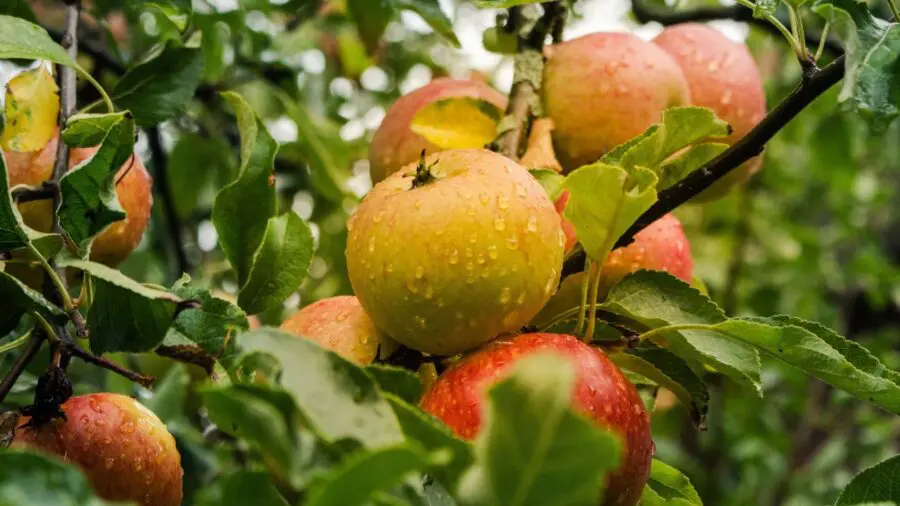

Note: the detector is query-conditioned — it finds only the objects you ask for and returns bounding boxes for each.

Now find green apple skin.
[346,149,566,356]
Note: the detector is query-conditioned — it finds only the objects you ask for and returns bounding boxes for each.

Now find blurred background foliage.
[3,0,899,504]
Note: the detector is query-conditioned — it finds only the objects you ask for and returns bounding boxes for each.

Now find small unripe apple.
[347,149,565,356]
[542,32,691,170]
[4,130,153,266]
[14,393,183,506]
[420,333,653,506]
[654,23,767,201]
[533,213,692,326]
[279,295,395,365]
[368,78,508,184]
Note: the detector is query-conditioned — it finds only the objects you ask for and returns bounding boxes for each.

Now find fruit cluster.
[2,21,764,506]
[276,23,765,506]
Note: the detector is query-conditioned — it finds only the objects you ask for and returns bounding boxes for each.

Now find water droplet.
[466,262,475,272]
[468,233,478,244]
[437,298,445,308]
[527,216,538,232]
[424,284,434,300]
[465,247,474,258]
[487,244,499,259]
[500,288,512,304]
[516,291,527,305]
[477,253,486,265]
[479,193,490,205]
[494,218,506,231]
[498,193,509,210]
[367,237,375,252]
[368,272,375,280]
[455,312,464,320]
[385,263,394,273]
[80,415,89,424]
[515,184,527,197]
[449,250,459,264]
[134,459,144,472]
[506,237,519,250]
[415,266,424,279]
[373,212,384,223]
[406,278,419,294]
[707,59,720,72]
[414,199,423,210]
[360,334,369,344]
[336,311,350,322]
[415,316,427,329]
[502,312,519,327]
[481,268,490,278]
[120,421,136,434]
[616,84,629,96]
[720,90,733,105]
[88,398,103,413]
[105,457,115,469]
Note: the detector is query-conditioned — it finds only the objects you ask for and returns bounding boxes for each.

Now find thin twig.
[563,55,846,277]
[0,332,46,405]
[147,127,190,277]
[722,185,754,314]
[630,0,844,56]
[10,183,56,203]
[66,344,155,388]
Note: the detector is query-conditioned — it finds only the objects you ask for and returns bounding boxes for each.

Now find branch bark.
[0,332,45,405]
[147,127,190,277]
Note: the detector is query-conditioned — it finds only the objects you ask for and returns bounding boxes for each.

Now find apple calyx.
[411,149,438,189]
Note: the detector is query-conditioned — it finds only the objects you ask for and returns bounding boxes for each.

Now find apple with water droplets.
[542,32,691,171]
[654,23,767,201]
[346,149,565,356]
[13,393,183,506]
[280,295,397,365]
[368,78,508,184]
[420,332,653,506]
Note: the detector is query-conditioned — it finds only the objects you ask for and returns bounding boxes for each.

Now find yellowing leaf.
[410,97,502,150]
[1,66,59,152]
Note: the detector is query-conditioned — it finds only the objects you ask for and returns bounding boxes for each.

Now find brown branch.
[147,127,190,277]
[0,332,46,405]
[630,0,844,56]
[66,344,155,388]
[10,183,56,203]
[563,56,846,277]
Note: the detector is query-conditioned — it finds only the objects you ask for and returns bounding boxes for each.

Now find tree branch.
[0,331,46,405]
[630,0,844,56]
[65,344,155,389]
[147,127,190,277]
[563,55,846,277]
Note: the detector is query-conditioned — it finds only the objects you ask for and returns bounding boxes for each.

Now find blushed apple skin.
[543,32,691,171]
[14,393,183,506]
[280,295,393,365]
[368,78,508,184]
[420,333,653,506]
[347,149,565,356]
[653,23,767,201]
[4,130,153,266]
[534,213,692,326]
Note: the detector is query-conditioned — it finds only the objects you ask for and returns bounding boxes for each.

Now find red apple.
[13,393,183,506]
[279,295,396,365]
[421,333,653,506]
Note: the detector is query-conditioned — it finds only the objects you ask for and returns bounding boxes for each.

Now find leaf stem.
[0,331,33,355]
[888,0,900,23]
[574,259,591,336]
[0,329,45,404]
[814,22,830,62]
[27,242,73,312]
[637,323,716,343]
[584,267,603,342]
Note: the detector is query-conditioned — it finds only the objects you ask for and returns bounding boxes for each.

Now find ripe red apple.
[420,333,653,506]
[13,393,183,506]
[654,23,767,201]
[4,130,153,266]
[279,295,396,365]
[542,32,691,170]
[346,149,565,356]
[368,78,508,183]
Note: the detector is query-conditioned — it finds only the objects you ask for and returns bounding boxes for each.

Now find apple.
[4,130,153,267]
[279,295,396,365]
[420,332,653,506]
[533,213,692,327]
[542,32,691,171]
[368,78,508,183]
[653,23,767,201]
[13,393,183,506]
[346,149,565,356]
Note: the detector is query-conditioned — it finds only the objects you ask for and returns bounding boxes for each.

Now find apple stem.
[411,150,437,189]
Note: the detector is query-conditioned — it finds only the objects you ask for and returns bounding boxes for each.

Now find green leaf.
[347,0,393,53]
[459,354,623,506]
[385,393,474,488]
[835,455,900,505]
[612,342,709,429]
[0,152,31,252]
[472,0,544,7]
[238,212,313,315]
[657,143,729,190]
[0,450,121,505]
[366,364,424,404]
[212,91,278,285]
[306,445,442,506]
[601,271,762,395]
[617,107,731,175]
[0,269,65,335]
[58,257,182,354]
[410,97,503,150]
[146,0,192,32]
[195,471,289,506]
[0,15,77,67]
[143,364,188,423]
[813,0,900,130]
[200,384,296,470]
[640,459,702,505]
[166,275,249,360]
[529,169,565,201]
[562,163,658,262]
[753,0,780,18]
[236,328,405,449]
[57,112,134,255]
[111,41,204,126]
[395,0,461,47]
[62,112,131,147]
